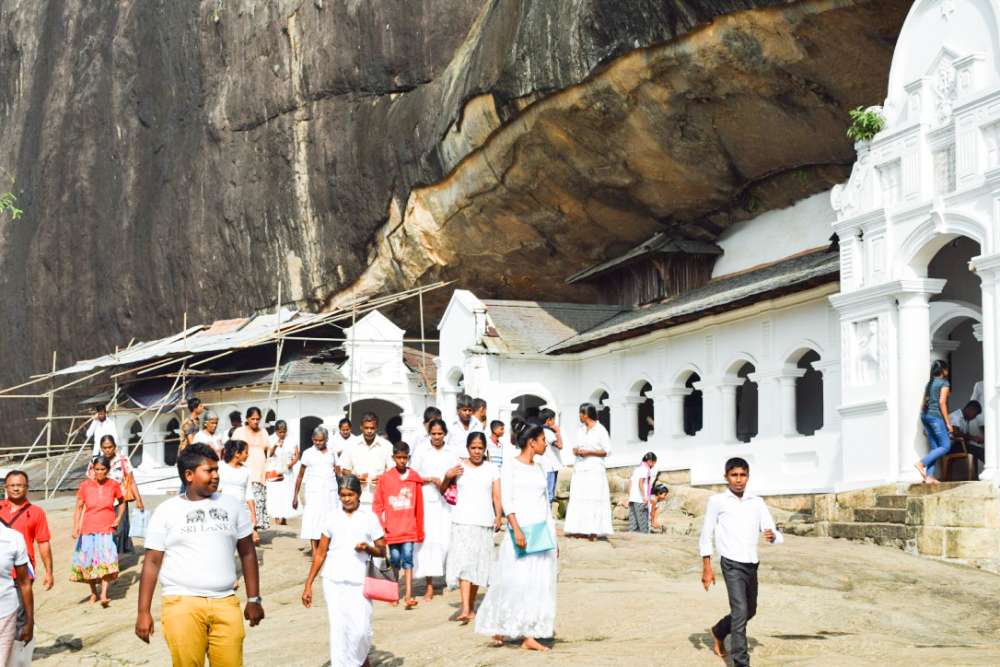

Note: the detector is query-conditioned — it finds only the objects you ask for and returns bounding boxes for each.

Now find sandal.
[404,597,419,610]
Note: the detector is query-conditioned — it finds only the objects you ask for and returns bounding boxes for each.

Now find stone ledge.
[854,507,906,524]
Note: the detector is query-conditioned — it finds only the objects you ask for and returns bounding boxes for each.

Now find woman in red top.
[70,456,125,606]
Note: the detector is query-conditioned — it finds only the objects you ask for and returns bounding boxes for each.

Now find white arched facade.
[831,0,1000,486]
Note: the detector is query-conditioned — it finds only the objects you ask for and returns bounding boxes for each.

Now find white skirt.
[413,497,452,579]
[267,473,299,520]
[322,578,372,667]
[446,523,494,589]
[563,467,614,536]
[300,486,334,540]
[475,525,557,639]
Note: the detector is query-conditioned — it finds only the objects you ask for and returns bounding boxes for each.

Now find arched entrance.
[164,418,181,467]
[511,394,547,421]
[344,399,404,443]
[299,415,323,454]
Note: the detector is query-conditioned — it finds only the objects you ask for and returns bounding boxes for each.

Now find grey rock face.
[0,0,908,435]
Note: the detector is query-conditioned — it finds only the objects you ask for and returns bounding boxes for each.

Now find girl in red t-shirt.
[70,456,125,606]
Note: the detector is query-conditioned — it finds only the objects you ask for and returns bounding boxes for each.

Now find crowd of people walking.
[2,392,755,667]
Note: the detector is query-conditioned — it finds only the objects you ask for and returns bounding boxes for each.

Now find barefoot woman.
[71,456,125,606]
[475,422,557,652]
[915,360,953,484]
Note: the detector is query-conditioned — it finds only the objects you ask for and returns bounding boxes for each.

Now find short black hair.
[538,408,556,422]
[423,406,442,422]
[456,394,473,410]
[177,443,219,481]
[338,417,352,428]
[228,411,241,423]
[652,483,669,496]
[966,400,983,415]
[95,405,107,413]
[579,402,599,421]
[223,439,248,463]
[360,412,378,425]
[725,457,750,474]
[4,470,28,484]
[642,451,657,463]
[187,397,202,412]
[471,397,487,411]
[489,419,504,431]
[393,441,410,455]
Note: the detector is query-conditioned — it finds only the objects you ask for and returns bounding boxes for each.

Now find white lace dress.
[475,458,557,639]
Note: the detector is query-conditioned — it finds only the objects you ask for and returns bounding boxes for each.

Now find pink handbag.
[443,482,458,506]
[362,559,399,603]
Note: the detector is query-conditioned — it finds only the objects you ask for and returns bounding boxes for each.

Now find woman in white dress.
[475,421,557,652]
[411,418,459,601]
[293,426,338,552]
[218,439,257,532]
[266,420,299,524]
[301,475,386,667]
[563,402,614,540]
[443,431,501,623]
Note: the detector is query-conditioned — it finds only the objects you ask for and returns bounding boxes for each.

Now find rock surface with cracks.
[0,1,908,435]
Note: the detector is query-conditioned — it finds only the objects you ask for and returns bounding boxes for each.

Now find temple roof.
[479,300,627,355]
[565,233,722,285]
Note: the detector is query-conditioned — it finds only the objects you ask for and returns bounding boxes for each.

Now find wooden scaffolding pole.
[44,351,56,497]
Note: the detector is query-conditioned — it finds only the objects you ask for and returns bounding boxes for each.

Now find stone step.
[829,522,908,544]
[875,494,907,509]
[853,508,907,524]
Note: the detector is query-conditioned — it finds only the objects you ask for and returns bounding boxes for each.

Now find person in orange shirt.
[70,457,125,606]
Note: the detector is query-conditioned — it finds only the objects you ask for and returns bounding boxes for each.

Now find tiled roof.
[547,249,839,353]
[479,300,626,355]
[566,233,722,284]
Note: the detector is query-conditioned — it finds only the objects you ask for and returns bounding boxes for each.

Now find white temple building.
[438,0,1000,496]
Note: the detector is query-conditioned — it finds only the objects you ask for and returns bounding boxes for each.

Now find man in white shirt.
[135,443,264,665]
[699,457,782,667]
[338,413,393,508]
[949,400,985,465]
[0,522,33,663]
[85,406,117,456]
[471,397,488,432]
[538,408,564,505]
[411,407,442,460]
[446,395,482,457]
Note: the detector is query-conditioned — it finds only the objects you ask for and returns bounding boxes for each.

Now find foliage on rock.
[0,192,21,222]
[846,106,886,143]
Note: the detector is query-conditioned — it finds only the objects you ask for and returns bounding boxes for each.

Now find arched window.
[795,350,824,436]
[683,373,703,436]
[386,415,403,445]
[164,418,181,466]
[594,390,611,433]
[128,421,144,468]
[735,363,758,443]
[637,382,654,442]
[300,415,323,454]
[511,394,547,421]
[265,409,277,435]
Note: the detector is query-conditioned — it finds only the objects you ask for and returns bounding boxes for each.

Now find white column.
[972,257,1000,482]
[718,382,740,444]
[653,388,691,440]
[812,359,841,432]
[896,288,937,479]
[777,371,806,437]
[141,430,167,469]
[617,397,644,450]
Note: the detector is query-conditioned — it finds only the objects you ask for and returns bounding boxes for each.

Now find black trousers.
[712,556,758,667]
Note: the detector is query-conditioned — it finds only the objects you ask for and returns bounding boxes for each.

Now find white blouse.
[499,458,549,526]
[574,422,612,473]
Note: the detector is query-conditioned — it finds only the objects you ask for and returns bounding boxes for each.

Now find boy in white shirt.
[628,452,657,533]
[699,457,782,667]
[538,409,564,505]
[135,443,264,666]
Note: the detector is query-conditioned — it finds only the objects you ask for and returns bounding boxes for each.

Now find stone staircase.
[814,481,1000,565]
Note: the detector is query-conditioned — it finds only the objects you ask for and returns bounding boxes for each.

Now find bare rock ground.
[27,498,1000,666]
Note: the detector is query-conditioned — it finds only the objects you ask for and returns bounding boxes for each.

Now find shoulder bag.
[362,558,399,603]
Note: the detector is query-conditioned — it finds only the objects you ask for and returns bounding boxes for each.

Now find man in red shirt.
[1,470,52,667]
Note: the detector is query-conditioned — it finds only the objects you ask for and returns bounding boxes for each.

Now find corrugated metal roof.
[194,356,347,393]
[547,249,839,353]
[56,308,309,376]
[479,300,626,355]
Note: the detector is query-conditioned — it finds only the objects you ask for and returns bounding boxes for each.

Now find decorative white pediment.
[344,309,404,343]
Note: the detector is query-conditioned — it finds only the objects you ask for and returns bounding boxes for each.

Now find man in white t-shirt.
[446,395,483,457]
[85,406,117,456]
[538,408,564,505]
[0,522,32,663]
[949,400,985,465]
[135,443,264,666]
[628,452,658,533]
[338,413,393,507]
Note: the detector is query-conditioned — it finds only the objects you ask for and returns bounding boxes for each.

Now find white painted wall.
[712,191,834,278]
[438,287,843,495]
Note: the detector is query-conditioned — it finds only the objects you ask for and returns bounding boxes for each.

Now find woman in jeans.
[916,360,953,484]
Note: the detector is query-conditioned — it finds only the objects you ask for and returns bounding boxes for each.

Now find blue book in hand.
[509,521,556,558]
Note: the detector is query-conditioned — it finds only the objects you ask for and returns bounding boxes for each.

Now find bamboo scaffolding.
[44,352,56,496]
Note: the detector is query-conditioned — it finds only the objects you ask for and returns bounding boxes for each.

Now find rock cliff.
[0,0,908,432]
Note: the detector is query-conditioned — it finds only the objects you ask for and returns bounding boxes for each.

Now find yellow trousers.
[161,595,245,667]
